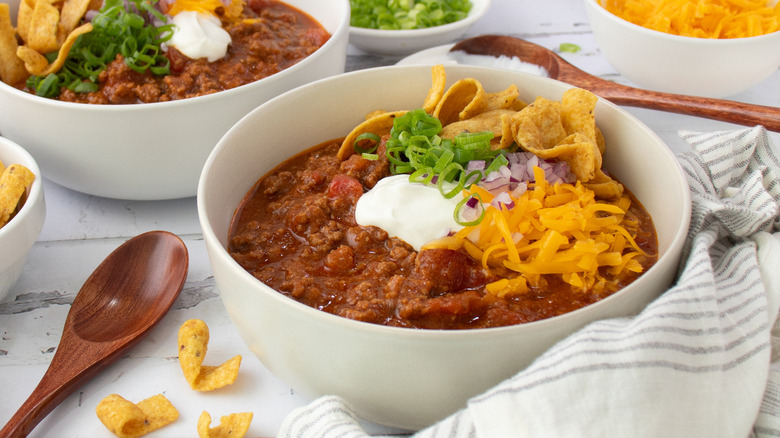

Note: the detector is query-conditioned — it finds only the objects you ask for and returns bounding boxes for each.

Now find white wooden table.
[1,0,778,436]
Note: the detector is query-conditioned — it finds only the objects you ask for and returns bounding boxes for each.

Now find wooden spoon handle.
[559,70,780,131]
[593,82,780,131]
[0,334,127,437]
[0,348,88,438]
[1,367,77,438]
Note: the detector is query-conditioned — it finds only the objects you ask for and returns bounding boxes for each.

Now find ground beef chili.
[46,0,329,104]
[228,140,659,330]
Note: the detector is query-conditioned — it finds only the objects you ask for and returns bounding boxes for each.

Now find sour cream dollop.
[169,11,231,62]
[355,174,464,251]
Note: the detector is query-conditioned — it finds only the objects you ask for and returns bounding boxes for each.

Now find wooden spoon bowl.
[450,35,780,132]
[1,231,189,438]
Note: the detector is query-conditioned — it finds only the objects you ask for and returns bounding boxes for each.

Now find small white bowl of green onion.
[349,0,491,56]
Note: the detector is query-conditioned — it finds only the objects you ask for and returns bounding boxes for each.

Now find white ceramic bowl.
[349,0,490,56]
[0,136,45,302]
[198,65,691,430]
[0,0,349,200]
[584,0,780,98]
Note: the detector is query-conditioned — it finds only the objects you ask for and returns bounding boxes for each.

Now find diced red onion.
[491,192,515,210]
[467,161,486,171]
[472,152,573,210]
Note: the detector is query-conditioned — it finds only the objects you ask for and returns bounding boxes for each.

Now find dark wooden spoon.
[450,35,780,132]
[1,230,189,438]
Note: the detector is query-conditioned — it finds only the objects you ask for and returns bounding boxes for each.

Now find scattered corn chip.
[197,411,253,438]
[178,319,242,391]
[96,394,179,438]
[0,163,36,228]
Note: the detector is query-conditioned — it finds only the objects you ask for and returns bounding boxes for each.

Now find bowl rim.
[584,0,780,45]
[198,63,692,339]
[0,0,351,110]
[0,136,44,240]
[349,0,491,37]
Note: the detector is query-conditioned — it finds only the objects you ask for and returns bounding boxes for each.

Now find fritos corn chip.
[16,0,33,42]
[439,108,515,141]
[197,411,253,438]
[0,163,36,228]
[433,77,486,125]
[27,0,60,53]
[18,22,92,76]
[0,4,28,85]
[422,64,447,113]
[95,394,179,438]
[58,0,92,40]
[178,319,242,391]
[1,0,96,84]
[338,110,408,160]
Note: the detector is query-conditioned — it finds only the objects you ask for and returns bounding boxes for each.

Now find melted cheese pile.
[599,0,780,38]
[452,167,646,297]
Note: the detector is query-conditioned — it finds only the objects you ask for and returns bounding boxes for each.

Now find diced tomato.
[328,174,363,204]
[304,27,331,46]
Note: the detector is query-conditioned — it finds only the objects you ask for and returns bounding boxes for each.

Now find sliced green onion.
[484,154,509,175]
[354,132,381,154]
[27,0,172,97]
[558,43,581,53]
[409,167,435,184]
[437,162,465,198]
[350,0,472,30]
[454,193,485,227]
[35,74,60,98]
[383,107,498,185]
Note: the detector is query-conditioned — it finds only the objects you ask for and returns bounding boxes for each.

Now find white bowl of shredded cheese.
[584,0,780,98]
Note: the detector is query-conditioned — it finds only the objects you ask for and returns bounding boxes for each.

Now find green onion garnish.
[353,132,381,154]
[375,108,505,198]
[558,43,581,53]
[350,0,472,30]
[28,0,174,98]
[453,193,485,226]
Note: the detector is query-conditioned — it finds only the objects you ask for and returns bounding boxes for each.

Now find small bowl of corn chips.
[584,0,780,98]
[0,135,45,302]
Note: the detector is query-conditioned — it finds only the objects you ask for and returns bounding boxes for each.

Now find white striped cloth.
[278,126,780,438]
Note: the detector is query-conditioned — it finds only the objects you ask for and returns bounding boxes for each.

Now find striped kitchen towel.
[278,126,780,438]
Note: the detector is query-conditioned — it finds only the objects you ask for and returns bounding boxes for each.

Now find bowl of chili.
[0,0,350,200]
[198,64,691,430]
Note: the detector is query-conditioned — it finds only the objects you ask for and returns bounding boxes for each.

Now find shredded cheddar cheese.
[454,167,647,297]
[599,0,780,38]
[167,0,226,16]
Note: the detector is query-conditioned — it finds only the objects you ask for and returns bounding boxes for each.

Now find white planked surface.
[1,0,778,436]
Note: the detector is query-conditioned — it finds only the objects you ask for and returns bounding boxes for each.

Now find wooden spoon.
[1,230,189,438]
[450,35,780,132]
